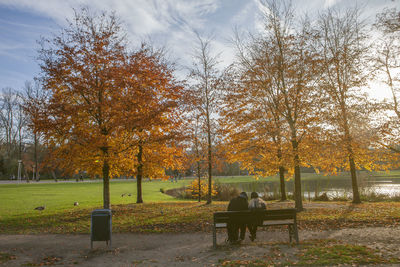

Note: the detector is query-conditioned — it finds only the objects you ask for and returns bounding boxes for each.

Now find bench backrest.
[213,208,297,224]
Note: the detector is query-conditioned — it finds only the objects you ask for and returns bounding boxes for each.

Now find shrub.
[186,178,217,200]
[330,195,350,201]
[164,187,190,199]
[314,192,330,201]
[260,186,281,201]
[214,183,240,201]
[262,193,280,201]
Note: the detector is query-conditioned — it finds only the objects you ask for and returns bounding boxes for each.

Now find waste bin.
[90,209,112,249]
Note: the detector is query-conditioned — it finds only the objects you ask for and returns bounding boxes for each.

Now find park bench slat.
[261,219,294,226]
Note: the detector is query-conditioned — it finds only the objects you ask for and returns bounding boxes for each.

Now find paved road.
[1,227,400,266]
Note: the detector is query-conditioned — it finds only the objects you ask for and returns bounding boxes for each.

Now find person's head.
[251,192,258,199]
[239,192,248,200]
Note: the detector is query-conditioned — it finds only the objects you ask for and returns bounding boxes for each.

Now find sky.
[0,0,398,99]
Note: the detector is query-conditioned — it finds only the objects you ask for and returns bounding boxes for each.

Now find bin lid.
[91,209,112,216]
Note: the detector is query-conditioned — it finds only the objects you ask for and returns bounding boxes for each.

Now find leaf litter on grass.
[1,201,400,234]
[0,252,16,264]
[218,239,400,267]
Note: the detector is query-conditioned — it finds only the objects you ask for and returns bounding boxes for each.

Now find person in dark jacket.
[248,192,266,241]
[227,192,249,244]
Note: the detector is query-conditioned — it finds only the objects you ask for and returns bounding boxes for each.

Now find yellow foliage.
[186,178,217,199]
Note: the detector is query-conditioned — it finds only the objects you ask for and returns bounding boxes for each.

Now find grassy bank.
[0,179,193,220]
[2,170,400,219]
[1,201,400,234]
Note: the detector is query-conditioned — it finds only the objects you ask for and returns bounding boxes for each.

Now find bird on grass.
[121,193,126,197]
[74,202,79,206]
[128,193,132,197]
[34,206,45,211]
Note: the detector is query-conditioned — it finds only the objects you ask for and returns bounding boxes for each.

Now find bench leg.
[293,222,299,244]
[288,225,293,243]
[213,226,217,249]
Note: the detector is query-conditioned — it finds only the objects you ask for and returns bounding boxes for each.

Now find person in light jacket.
[248,192,266,241]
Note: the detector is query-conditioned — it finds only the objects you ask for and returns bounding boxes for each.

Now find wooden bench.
[212,208,299,248]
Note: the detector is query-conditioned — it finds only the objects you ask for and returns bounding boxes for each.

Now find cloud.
[231,1,258,29]
[0,18,52,31]
[324,0,341,8]
[0,0,221,34]
[0,0,224,67]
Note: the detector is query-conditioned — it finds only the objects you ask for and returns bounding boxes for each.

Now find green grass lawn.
[2,170,400,220]
[1,172,400,235]
[0,179,195,220]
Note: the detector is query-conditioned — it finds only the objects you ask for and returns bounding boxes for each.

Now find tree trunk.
[197,161,201,202]
[136,143,144,204]
[18,126,22,166]
[206,110,213,204]
[34,132,39,181]
[32,165,36,181]
[51,170,57,182]
[293,160,302,211]
[291,138,303,211]
[206,135,212,204]
[342,110,361,204]
[102,147,110,209]
[349,155,361,203]
[24,165,29,183]
[277,148,287,201]
[279,166,287,201]
[136,175,143,203]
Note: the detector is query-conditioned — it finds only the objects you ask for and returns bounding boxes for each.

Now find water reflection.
[370,184,400,196]
[224,177,400,198]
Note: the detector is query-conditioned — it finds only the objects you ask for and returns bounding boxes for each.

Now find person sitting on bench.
[248,192,266,241]
[227,192,248,244]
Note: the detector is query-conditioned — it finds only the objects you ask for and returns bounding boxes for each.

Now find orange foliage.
[30,9,186,206]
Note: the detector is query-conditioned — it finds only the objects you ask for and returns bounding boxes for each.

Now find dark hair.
[251,192,258,199]
[239,192,248,200]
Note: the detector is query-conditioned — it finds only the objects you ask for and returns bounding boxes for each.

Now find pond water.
[225,175,400,199]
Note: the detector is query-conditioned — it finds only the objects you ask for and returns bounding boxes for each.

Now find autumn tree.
[23,81,47,181]
[375,8,400,115]
[117,46,185,203]
[374,8,400,151]
[184,113,207,202]
[0,87,28,178]
[34,9,127,209]
[315,7,373,203]
[224,0,320,210]
[221,64,290,201]
[188,34,221,204]
[0,88,20,160]
[376,8,400,33]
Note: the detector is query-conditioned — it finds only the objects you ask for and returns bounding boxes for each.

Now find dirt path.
[1,226,400,266]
